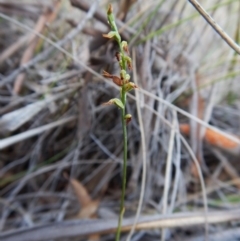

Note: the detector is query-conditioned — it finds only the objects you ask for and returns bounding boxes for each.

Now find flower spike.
[102,5,137,241]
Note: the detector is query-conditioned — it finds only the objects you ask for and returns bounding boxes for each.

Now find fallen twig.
[1,210,240,241]
[188,0,240,54]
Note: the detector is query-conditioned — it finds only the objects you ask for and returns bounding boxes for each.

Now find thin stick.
[14,9,50,94]
[161,115,175,241]
[140,88,240,145]
[0,116,76,150]
[188,0,240,54]
[1,210,239,241]
[142,103,209,239]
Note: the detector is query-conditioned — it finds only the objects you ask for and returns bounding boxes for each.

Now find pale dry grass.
[0,0,240,240]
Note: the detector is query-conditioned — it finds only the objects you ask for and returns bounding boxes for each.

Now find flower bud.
[106,5,119,35]
[125,114,132,124]
[107,4,113,15]
[121,41,129,54]
[125,56,132,70]
[125,74,130,82]
[120,69,127,80]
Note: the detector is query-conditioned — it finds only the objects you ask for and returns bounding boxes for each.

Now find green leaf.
[103,98,124,110]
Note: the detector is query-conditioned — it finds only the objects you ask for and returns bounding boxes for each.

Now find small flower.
[125,74,130,82]
[102,31,120,42]
[125,82,138,92]
[120,70,130,83]
[125,56,132,70]
[121,41,129,54]
[120,70,127,80]
[103,98,124,110]
[102,70,123,86]
[115,52,121,62]
[125,114,132,124]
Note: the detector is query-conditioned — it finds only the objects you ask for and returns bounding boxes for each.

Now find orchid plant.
[102,4,137,241]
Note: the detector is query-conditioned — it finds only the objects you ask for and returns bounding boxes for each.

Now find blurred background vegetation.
[0,0,240,240]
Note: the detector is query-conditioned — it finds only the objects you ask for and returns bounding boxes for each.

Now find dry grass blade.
[0,1,42,17]
[188,0,240,54]
[140,89,240,146]
[69,177,100,241]
[1,210,240,241]
[1,1,240,240]
[0,90,72,132]
[0,116,76,150]
[185,227,240,241]
[126,48,147,241]
[69,178,92,207]
[0,33,30,64]
[1,5,239,149]
[117,0,137,20]
[0,1,101,87]
[70,0,107,25]
[13,1,60,94]
[161,116,176,241]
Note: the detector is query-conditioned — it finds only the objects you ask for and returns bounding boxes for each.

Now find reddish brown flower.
[102,70,123,86]
[127,61,132,71]
[115,52,121,62]
[125,56,132,70]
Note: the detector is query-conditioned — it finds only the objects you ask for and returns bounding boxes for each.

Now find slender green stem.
[115,88,127,241]
[105,6,131,240]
